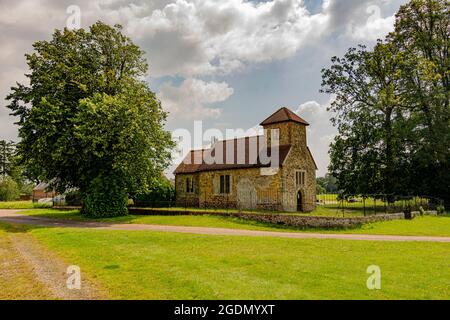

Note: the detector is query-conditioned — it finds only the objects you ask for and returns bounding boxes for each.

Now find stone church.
[174,107,317,212]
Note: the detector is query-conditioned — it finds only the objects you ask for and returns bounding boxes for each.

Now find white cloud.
[296,99,337,176]
[158,78,234,120]
[322,0,398,41]
[0,0,407,143]
[350,5,395,40]
[110,0,329,77]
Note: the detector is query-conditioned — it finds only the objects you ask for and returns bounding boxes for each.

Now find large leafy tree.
[0,140,16,177]
[6,22,174,216]
[322,42,406,196]
[393,0,450,203]
[322,0,449,205]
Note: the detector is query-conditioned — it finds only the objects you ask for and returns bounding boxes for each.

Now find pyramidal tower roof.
[260,107,309,126]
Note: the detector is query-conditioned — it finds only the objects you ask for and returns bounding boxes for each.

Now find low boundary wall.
[53,206,435,229]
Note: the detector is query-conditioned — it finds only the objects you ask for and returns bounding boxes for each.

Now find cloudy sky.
[0,0,408,176]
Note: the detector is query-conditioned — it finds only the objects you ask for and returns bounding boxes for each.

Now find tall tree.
[321,42,406,197]
[393,0,450,204]
[321,0,449,205]
[0,140,16,177]
[6,22,174,216]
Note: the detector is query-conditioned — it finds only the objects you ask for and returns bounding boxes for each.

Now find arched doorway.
[297,191,303,212]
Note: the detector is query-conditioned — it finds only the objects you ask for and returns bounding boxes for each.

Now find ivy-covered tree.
[6,22,174,216]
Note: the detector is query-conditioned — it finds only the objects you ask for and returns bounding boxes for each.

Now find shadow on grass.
[0,221,45,234]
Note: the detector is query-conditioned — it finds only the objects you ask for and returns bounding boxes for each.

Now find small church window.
[296,170,306,187]
[220,175,231,194]
[186,177,194,193]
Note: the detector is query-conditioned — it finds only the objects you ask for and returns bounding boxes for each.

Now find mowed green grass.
[23,226,450,299]
[20,209,450,237]
[0,201,52,209]
[21,209,299,232]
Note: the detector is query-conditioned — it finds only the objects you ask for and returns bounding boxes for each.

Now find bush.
[19,182,35,197]
[82,173,128,217]
[436,205,445,215]
[134,178,175,207]
[316,184,326,195]
[419,206,426,216]
[0,176,20,201]
[65,190,82,206]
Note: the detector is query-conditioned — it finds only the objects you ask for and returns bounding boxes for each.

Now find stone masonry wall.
[281,144,317,212]
[175,173,200,207]
[175,118,317,212]
[197,168,283,210]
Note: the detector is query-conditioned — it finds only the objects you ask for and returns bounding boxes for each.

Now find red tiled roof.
[260,107,309,126]
[174,136,292,174]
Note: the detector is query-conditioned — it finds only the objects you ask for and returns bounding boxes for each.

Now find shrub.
[316,184,326,195]
[82,173,128,217]
[0,176,20,201]
[403,205,413,220]
[419,206,426,216]
[134,178,175,207]
[19,182,35,196]
[436,205,445,215]
[65,190,82,206]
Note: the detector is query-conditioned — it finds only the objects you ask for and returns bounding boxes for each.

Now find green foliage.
[316,174,338,193]
[436,205,445,215]
[0,140,16,177]
[315,184,326,195]
[82,173,128,217]
[6,22,174,217]
[18,182,35,196]
[134,176,175,207]
[321,0,449,204]
[0,176,20,201]
[419,206,426,216]
[65,190,82,206]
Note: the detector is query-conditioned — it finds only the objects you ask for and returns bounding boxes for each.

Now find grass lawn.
[7,224,448,299]
[0,226,51,299]
[18,208,450,237]
[0,201,52,209]
[20,209,303,232]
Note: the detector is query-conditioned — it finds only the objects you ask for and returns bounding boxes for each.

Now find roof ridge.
[260,107,309,126]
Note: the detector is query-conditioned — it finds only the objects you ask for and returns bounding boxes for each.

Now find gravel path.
[8,233,104,300]
[1,209,450,243]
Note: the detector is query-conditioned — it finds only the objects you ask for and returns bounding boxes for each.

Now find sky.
[0,0,408,177]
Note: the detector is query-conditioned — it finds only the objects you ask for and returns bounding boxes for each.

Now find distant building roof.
[174,136,292,174]
[260,107,309,126]
[33,182,50,191]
